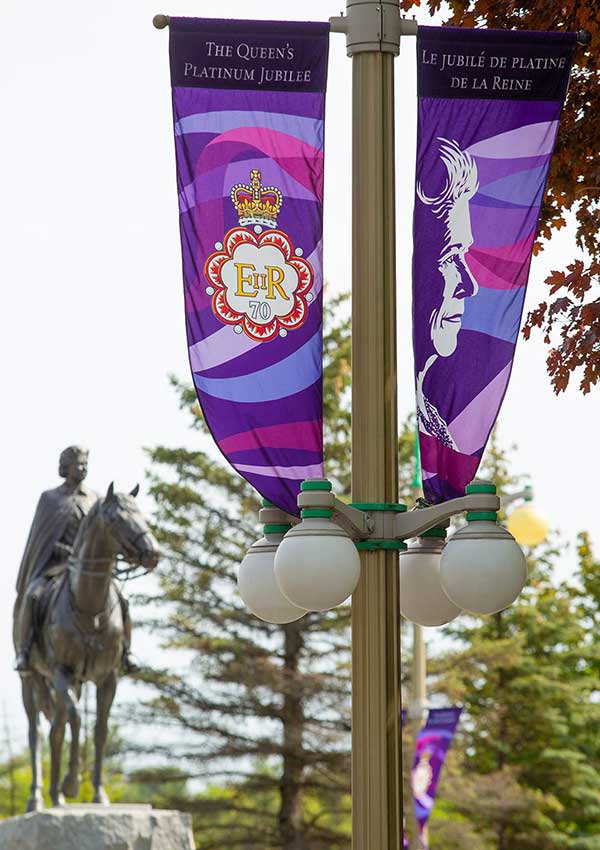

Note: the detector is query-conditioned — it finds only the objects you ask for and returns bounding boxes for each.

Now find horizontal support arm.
[393,493,500,539]
[297,482,499,542]
[153,14,589,48]
[500,486,533,510]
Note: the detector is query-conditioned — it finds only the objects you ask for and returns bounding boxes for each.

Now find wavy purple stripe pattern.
[169,18,330,515]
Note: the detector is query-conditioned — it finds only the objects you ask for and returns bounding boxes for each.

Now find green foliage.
[135,292,600,850]
[322,293,352,497]
[135,297,355,849]
[424,445,600,849]
[0,750,34,818]
[0,727,127,819]
[136,295,420,848]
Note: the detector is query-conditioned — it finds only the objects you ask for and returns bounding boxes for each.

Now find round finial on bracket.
[153,14,170,29]
[577,29,592,46]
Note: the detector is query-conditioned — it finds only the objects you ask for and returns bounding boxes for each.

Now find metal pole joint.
[330,1,417,57]
[296,479,501,543]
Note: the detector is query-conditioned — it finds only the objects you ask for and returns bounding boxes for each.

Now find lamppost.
[153,5,584,847]
[240,479,528,848]
[236,4,523,849]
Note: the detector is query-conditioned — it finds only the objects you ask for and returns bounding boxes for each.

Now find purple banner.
[169,18,329,515]
[413,26,576,503]
[412,707,462,839]
[401,707,462,846]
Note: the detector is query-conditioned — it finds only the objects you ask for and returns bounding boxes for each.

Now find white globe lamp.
[274,481,361,611]
[440,483,527,616]
[238,522,306,625]
[400,530,462,627]
[506,487,550,547]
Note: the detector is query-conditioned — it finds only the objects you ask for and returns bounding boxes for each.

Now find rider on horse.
[15,445,137,675]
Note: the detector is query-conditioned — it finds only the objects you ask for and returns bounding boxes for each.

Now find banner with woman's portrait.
[413,26,576,503]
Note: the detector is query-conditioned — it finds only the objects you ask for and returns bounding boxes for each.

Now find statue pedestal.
[0,804,195,850]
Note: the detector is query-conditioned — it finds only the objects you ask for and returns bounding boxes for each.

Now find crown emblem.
[231,170,283,229]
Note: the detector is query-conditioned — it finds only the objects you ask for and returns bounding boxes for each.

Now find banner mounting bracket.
[330,1,417,56]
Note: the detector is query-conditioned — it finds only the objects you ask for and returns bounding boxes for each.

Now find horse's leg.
[61,680,81,799]
[93,672,117,804]
[22,677,44,812]
[49,668,71,807]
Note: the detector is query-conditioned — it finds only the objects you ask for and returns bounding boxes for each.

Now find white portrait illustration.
[416,138,480,450]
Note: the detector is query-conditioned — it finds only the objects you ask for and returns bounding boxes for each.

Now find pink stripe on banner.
[220,421,322,455]
[179,159,318,213]
[419,433,480,495]
[206,128,324,199]
[234,462,324,480]
[467,121,559,159]
[465,253,529,291]
[471,232,536,265]
[188,243,323,373]
[449,363,512,455]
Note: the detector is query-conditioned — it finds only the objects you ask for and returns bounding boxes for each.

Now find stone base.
[0,804,195,850]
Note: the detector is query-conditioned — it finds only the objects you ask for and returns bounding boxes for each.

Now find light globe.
[238,530,307,624]
[400,531,461,627]
[506,503,550,547]
[274,513,361,611]
[440,518,527,615]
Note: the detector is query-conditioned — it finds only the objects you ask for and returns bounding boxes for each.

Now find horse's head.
[101,483,161,571]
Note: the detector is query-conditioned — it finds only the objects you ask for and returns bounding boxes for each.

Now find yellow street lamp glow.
[506,504,550,547]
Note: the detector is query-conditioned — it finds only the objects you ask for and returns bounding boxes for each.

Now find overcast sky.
[1,0,597,747]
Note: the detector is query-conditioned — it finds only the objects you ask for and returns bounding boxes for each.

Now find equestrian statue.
[13,446,161,812]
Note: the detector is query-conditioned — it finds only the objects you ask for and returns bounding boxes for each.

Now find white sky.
[1,0,597,748]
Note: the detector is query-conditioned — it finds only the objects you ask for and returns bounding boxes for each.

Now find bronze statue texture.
[13,447,161,811]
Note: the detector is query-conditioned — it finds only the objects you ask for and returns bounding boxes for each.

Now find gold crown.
[231,169,283,229]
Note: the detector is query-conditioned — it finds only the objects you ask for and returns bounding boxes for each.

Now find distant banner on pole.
[413,26,576,503]
[169,18,329,515]
[401,707,462,847]
[412,707,462,840]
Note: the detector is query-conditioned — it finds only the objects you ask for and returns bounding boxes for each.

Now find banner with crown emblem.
[168,18,329,515]
[413,27,576,503]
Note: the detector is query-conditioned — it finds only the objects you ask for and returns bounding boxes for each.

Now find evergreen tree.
[425,439,600,850]
[136,295,353,850]
[136,293,420,849]
[135,288,600,850]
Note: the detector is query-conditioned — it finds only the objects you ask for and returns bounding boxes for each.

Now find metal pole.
[403,624,428,850]
[410,625,428,722]
[410,473,428,728]
[406,470,428,850]
[351,47,401,848]
[410,625,428,849]
[336,2,410,847]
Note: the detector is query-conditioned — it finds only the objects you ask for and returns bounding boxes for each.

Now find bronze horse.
[13,484,161,811]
